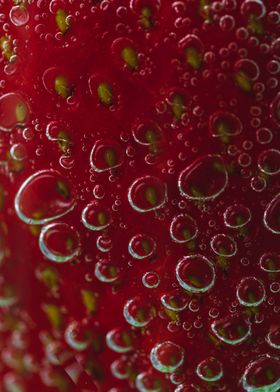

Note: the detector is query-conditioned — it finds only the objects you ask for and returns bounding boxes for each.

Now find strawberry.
[0,0,280,391]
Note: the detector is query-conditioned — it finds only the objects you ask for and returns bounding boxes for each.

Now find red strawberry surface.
[0,0,280,391]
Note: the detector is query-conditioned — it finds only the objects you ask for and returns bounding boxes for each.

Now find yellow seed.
[121,47,138,69]
[266,368,275,382]
[43,304,63,329]
[97,211,107,226]
[182,228,191,240]
[81,289,98,314]
[104,148,117,168]
[55,9,70,34]
[145,186,157,206]
[188,275,202,288]
[172,94,185,119]
[57,130,70,152]
[0,35,13,60]
[0,185,5,211]
[97,82,113,106]
[248,14,264,35]
[15,101,28,123]
[56,180,70,200]
[109,265,118,278]
[185,47,202,70]
[141,239,151,254]
[140,7,153,29]
[145,129,157,144]
[234,71,252,92]
[40,267,59,290]
[54,75,71,98]
[122,331,132,346]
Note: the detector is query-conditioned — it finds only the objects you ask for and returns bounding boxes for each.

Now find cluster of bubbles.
[0,0,279,390]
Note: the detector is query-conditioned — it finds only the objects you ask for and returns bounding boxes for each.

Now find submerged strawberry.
[0,0,280,391]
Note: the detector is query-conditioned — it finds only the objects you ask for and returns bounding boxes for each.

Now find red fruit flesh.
[0,0,280,391]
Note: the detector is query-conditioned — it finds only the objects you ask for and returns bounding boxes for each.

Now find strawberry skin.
[0,0,280,391]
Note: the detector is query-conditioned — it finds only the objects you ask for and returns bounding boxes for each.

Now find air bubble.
[39,222,80,263]
[150,341,184,373]
[236,277,266,307]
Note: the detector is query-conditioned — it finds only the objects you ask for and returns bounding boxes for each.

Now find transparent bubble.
[106,328,134,353]
[161,289,189,312]
[236,277,266,307]
[39,222,80,263]
[10,5,29,26]
[170,213,198,243]
[128,234,156,259]
[210,234,237,257]
[128,176,167,212]
[10,143,27,161]
[258,149,280,176]
[196,357,223,382]
[90,139,124,172]
[176,254,215,293]
[211,315,252,345]
[111,356,129,380]
[250,175,266,192]
[123,297,155,327]
[14,170,76,225]
[178,155,228,200]
[142,272,160,288]
[64,321,90,351]
[224,204,251,228]
[0,92,29,132]
[96,235,112,252]
[209,111,243,138]
[259,252,280,272]
[81,202,112,231]
[266,326,280,350]
[264,193,280,234]
[135,372,162,392]
[95,259,119,283]
[256,128,273,144]
[241,355,280,392]
[150,341,184,373]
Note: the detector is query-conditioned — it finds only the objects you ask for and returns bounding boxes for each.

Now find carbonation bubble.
[211,315,252,345]
[45,341,73,365]
[128,234,156,259]
[0,93,29,132]
[170,214,198,243]
[209,111,243,138]
[132,120,163,148]
[266,326,280,349]
[81,202,112,231]
[196,357,223,382]
[111,357,129,380]
[106,328,134,353]
[15,170,76,225]
[176,254,215,293]
[39,222,80,263]
[241,355,280,392]
[259,252,280,272]
[135,372,162,392]
[142,272,160,288]
[270,93,280,127]
[161,289,189,312]
[10,143,27,161]
[90,139,124,172]
[64,321,90,351]
[46,121,71,148]
[178,34,203,70]
[236,277,266,307]
[178,155,228,200]
[264,193,280,234]
[96,235,112,252]
[128,176,167,212]
[10,5,30,26]
[95,259,119,283]
[224,204,251,228]
[258,149,280,176]
[150,341,184,373]
[123,297,155,327]
[210,234,237,257]
[241,0,266,19]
